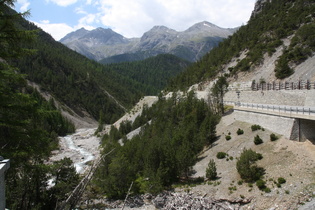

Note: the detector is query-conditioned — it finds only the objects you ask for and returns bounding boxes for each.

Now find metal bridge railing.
[224,101,315,118]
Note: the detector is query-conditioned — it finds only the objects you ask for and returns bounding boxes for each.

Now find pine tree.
[206,159,217,180]
[210,76,229,114]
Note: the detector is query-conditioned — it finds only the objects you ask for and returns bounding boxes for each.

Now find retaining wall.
[234,110,295,139]
[234,110,315,143]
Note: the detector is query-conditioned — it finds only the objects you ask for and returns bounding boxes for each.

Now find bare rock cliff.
[251,0,271,17]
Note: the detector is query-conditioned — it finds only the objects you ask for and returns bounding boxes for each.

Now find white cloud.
[30,0,256,41]
[79,13,98,25]
[47,0,78,7]
[33,18,98,41]
[86,0,93,5]
[96,0,256,38]
[33,20,75,40]
[75,6,88,15]
[17,0,30,12]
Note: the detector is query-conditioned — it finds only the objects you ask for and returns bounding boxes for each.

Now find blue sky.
[15,0,257,41]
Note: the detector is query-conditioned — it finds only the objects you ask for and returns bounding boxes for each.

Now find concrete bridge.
[225,101,315,143]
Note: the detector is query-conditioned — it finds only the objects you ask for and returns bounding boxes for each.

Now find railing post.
[307,80,310,90]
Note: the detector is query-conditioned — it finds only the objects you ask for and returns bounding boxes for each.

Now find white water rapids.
[63,135,94,173]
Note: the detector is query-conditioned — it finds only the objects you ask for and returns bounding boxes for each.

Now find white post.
[0,159,10,210]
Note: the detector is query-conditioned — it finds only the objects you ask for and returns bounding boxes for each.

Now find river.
[49,128,101,174]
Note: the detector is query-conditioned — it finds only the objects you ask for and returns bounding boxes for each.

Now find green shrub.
[206,159,217,180]
[225,135,231,140]
[251,124,261,131]
[254,135,263,145]
[256,179,266,190]
[237,128,244,135]
[216,152,227,159]
[228,186,237,191]
[278,177,286,184]
[264,187,271,193]
[236,149,265,182]
[270,133,279,141]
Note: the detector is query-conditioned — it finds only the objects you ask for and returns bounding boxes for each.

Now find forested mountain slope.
[168,0,315,91]
[14,21,140,123]
[102,54,191,95]
[12,12,193,123]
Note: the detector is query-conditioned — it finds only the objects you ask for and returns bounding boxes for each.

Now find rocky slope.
[60,21,235,62]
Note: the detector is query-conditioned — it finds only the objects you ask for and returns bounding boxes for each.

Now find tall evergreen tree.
[1,2,78,208]
[210,76,229,114]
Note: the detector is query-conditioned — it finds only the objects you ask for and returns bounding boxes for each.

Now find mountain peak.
[93,27,113,32]
[78,27,89,32]
[185,21,220,32]
[60,21,237,62]
[184,21,233,38]
[59,27,89,42]
[147,25,177,34]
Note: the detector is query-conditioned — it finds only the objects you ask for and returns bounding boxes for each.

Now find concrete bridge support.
[0,159,10,210]
[291,119,315,143]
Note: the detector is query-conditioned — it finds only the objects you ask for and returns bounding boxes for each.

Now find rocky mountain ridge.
[60,21,236,62]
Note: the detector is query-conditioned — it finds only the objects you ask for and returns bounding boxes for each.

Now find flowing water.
[50,128,101,174]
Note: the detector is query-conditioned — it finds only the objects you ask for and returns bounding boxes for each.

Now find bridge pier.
[292,119,315,143]
[0,159,10,210]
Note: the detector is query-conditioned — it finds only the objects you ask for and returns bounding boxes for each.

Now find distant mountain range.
[60,21,237,63]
